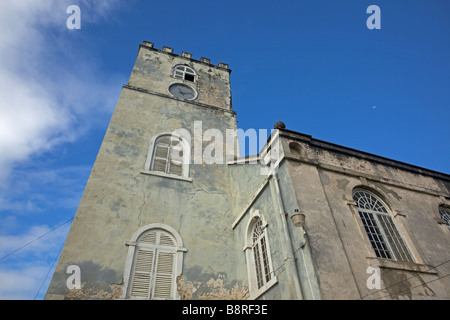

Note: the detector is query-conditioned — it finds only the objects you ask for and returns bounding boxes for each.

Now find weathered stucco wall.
[283,132,450,300]
[45,42,449,301]
[229,162,286,299]
[46,44,245,300]
[128,44,232,111]
[229,155,322,300]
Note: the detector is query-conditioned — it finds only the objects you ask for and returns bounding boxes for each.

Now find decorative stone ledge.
[367,257,438,275]
[140,170,193,182]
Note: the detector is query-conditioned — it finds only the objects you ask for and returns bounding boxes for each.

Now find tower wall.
[45,43,246,300]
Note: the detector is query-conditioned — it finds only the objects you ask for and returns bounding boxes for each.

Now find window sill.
[140,170,193,182]
[248,277,278,300]
[367,257,438,275]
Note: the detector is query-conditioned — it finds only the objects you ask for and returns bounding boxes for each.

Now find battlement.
[140,41,230,72]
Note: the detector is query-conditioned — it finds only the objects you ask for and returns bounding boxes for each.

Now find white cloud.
[0,266,49,300]
[0,0,123,300]
[0,72,72,173]
[0,0,123,182]
[0,165,91,214]
[0,221,71,299]
[0,221,71,261]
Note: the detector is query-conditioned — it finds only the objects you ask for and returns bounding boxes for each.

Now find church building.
[45,42,450,300]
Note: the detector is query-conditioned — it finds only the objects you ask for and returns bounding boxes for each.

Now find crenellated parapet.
[140,41,230,72]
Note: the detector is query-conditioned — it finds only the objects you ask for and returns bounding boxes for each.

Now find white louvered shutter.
[129,229,177,299]
[152,250,175,299]
[130,248,155,299]
[139,231,157,245]
[150,135,185,177]
[159,232,175,247]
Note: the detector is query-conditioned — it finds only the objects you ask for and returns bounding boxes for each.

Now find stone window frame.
[141,132,192,182]
[345,182,439,275]
[172,64,197,83]
[120,223,187,300]
[243,210,278,299]
[352,188,415,263]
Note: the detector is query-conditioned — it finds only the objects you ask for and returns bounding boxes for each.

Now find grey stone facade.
[45,42,450,300]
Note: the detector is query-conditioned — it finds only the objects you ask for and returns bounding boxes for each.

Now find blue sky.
[0,0,449,299]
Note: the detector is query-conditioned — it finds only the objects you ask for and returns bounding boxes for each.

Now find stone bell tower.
[45,41,248,300]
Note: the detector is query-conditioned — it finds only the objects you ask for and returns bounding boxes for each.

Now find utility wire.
[373,272,450,300]
[34,241,65,300]
[359,258,450,300]
[272,244,450,300]
[271,243,306,278]
[0,217,74,262]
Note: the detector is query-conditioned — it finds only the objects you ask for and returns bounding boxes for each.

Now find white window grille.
[173,65,196,82]
[244,211,277,299]
[353,189,414,263]
[438,206,450,227]
[252,219,272,289]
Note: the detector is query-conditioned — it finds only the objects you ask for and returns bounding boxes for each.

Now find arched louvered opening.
[123,226,186,300]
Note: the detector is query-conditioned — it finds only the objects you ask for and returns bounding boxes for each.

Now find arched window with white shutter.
[120,224,186,300]
[144,132,191,180]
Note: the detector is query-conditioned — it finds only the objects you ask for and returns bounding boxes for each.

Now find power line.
[34,241,65,300]
[359,258,450,300]
[271,243,305,277]
[373,272,450,300]
[0,217,74,262]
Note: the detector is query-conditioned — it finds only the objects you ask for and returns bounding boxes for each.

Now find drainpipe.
[269,171,304,300]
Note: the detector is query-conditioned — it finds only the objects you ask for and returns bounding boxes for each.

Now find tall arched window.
[244,211,277,299]
[121,224,186,300]
[353,188,414,263]
[173,65,196,82]
[145,133,190,178]
[252,219,272,289]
